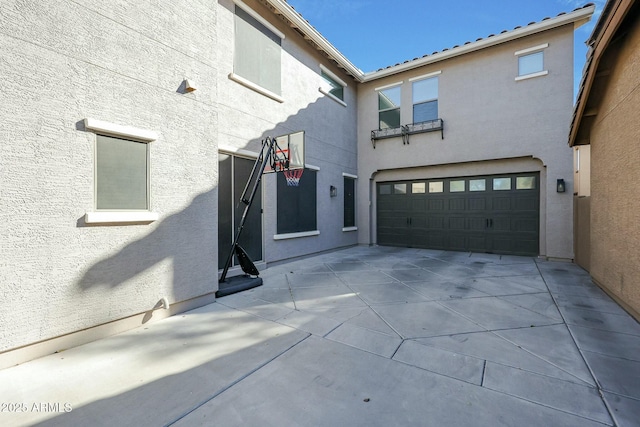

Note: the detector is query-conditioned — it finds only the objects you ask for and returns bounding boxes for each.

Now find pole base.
[216,275,263,298]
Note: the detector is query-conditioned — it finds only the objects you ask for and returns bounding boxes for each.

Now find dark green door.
[376,173,539,256]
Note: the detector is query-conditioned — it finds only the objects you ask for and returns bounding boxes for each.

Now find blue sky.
[286,0,605,98]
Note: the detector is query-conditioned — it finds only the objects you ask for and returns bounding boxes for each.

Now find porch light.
[557,179,566,193]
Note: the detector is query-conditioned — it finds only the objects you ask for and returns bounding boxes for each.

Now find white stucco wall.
[356,24,576,259]
[0,1,219,352]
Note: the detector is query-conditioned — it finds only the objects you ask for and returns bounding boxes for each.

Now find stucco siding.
[589,18,640,318]
[0,1,219,352]
[217,0,358,265]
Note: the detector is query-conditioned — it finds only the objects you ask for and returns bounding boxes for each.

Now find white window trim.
[219,145,259,159]
[84,118,157,142]
[342,172,358,179]
[319,65,347,107]
[514,43,549,56]
[318,87,347,107]
[273,230,320,240]
[515,70,549,81]
[515,43,548,81]
[228,73,285,103]
[342,226,358,232]
[84,118,158,224]
[408,70,441,82]
[232,0,286,40]
[374,81,403,92]
[85,211,159,224]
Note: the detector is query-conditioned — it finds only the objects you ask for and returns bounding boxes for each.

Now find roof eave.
[266,0,365,81]
[364,5,595,82]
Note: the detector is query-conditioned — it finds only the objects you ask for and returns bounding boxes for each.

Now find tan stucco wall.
[589,17,640,319]
[357,24,576,259]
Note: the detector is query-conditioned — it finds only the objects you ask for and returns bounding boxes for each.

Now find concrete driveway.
[2,246,639,426]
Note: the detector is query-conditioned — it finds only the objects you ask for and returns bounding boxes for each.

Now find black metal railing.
[371,118,444,148]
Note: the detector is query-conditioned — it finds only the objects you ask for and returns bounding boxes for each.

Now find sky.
[285,0,606,99]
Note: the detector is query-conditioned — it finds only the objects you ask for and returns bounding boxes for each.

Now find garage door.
[377,173,539,256]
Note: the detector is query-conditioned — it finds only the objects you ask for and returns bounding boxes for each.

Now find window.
[343,175,356,228]
[96,135,149,210]
[412,182,426,194]
[450,180,465,192]
[412,76,438,123]
[428,181,444,193]
[516,176,536,190]
[394,183,407,194]
[469,179,486,192]
[233,3,283,98]
[515,44,548,80]
[320,65,346,104]
[378,84,401,129]
[493,178,512,191]
[276,168,317,235]
[83,118,157,224]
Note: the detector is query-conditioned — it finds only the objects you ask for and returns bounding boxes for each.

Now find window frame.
[410,71,440,124]
[229,0,285,102]
[273,165,320,240]
[343,173,357,231]
[83,118,158,224]
[376,82,402,130]
[319,65,347,107]
[515,43,549,81]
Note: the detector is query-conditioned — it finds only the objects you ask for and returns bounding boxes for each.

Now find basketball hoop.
[283,168,303,186]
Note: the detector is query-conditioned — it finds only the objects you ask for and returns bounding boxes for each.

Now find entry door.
[376,173,539,256]
[218,154,263,269]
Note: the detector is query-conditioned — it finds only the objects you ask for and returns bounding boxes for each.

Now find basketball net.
[283,168,303,186]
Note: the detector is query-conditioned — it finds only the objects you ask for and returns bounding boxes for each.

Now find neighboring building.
[570,0,640,320]
[0,0,594,367]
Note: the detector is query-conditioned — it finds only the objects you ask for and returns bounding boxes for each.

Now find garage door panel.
[449,198,465,211]
[377,173,539,256]
[468,198,487,211]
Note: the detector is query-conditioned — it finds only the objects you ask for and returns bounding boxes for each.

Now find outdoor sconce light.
[557,179,566,193]
[330,185,337,197]
[183,79,196,92]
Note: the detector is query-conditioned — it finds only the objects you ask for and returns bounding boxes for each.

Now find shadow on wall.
[77,189,217,304]
[76,91,356,321]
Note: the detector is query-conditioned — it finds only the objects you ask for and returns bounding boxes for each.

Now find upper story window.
[377,83,402,129]
[232,2,284,99]
[515,43,549,81]
[320,65,347,105]
[411,73,439,123]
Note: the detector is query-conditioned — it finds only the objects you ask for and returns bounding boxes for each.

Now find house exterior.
[0,0,593,367]
[570,0,640,320]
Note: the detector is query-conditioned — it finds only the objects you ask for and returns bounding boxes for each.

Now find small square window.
[493,178,512,191]
[518,51,544,76]
[96,135,149,210]
[449,180,465,192]
[412,182,426,194]
[379,184,391,195]
[428,182,443,193]
[321,70,345,102]
[394,183,407,194]
[469,179,486,192]
[516,176,536,189]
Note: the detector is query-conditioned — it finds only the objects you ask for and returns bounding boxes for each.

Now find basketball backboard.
[264,131,305,173]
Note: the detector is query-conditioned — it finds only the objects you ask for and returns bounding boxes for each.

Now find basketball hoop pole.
[219,136,283,284]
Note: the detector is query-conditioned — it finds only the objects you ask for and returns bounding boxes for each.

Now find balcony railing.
[371,118,444,148]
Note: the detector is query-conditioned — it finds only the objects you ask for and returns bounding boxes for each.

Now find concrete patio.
[2,246,639,426]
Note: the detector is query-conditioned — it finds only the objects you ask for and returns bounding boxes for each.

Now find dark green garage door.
[377,173,539,256]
